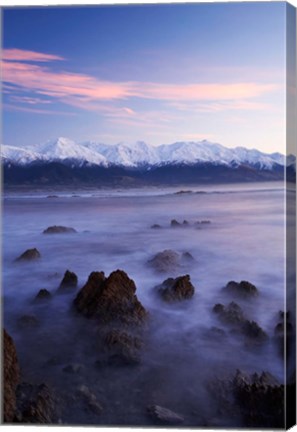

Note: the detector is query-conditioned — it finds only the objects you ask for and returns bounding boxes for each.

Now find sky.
[1,2,289,153]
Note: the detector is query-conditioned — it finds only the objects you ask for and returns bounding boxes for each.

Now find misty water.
[2,182,289,426]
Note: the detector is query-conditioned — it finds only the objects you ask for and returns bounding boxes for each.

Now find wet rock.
[3,329,20,422]
[156,275,195,302]
[213,302,267,343]
[147,404,184,425]
[170,219,182,227]
[58,270,78,290]
[17,315,40,329]
[104,329,142,366]
[76,385,103,416]
[15,382,58,424]
[15,248,41,262]
[74,270,147,326]
[148,249,180,273]
[224,280,259,298]
[174,190,193,195]
[34,289,52,302]
[151,224,162,229]
[43,225,77,234]
[208,370,284,428]
[62,364,84,374]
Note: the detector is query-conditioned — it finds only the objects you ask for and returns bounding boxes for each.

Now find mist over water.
[3,182,288,426]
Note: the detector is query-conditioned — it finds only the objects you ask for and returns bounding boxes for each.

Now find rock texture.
[58,270,78,290]
[156,275,195,302]
[74,270,147,326]
[43,226,76,234]
[15,248,41,262]
[148,250,180,273]
[213,302,267,343]
[3,329,20,422]
[224,280,259,298]
[208,370,284,428]
[104,329,142,366]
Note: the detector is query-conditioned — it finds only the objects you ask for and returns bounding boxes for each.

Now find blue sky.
[2,2,287,152]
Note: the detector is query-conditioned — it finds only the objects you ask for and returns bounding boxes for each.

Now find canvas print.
[1,1,296,428]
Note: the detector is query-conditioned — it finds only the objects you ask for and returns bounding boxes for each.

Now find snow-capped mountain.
[1,137,288,170]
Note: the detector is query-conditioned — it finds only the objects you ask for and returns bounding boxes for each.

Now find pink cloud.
[2,48,64,62]
[2,48,279,115]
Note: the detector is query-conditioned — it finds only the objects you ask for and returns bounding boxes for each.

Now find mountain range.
[2,137,295,186]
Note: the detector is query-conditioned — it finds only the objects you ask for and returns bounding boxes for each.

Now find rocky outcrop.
[15,383,58,424]
[151,224,162,229]
[58,270,78,291]
[147,405,184,425]
[75,385,103,416]
[223,280,259,298]
[104,329,142,366]
[74,270,147,326]
[3,329,20,423]
[43,226,76,234]
[208,370,284,428]
[34,289,52,302]
[15,248,41,262]
[156,275,195,302]
[148,250,180,273]
[213,302,267,343]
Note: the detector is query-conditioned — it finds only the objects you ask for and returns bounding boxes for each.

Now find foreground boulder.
[15,248,41,262]
[223,280,259,298]
[208,370,284,428]
[43,226,76,234]
[58,270,78,291]
[213,302,267,343]
[156,275,195,302]
[3,329,20,422]
[74,270,147,326]
[15,383,58,424]
[148,250,180,273]
[147,405,184,425]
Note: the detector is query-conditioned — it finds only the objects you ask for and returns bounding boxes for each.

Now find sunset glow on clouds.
[2,3,286,152]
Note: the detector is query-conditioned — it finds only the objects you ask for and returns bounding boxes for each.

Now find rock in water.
[148,250,180,273]
[58,270,78,290]
[74,270,147,326]
[104,329,142,366]
[34,289,52,302]
[157,275,195,301]
[3,329,20,422]
[43,226,76,234]
[224,280,259,298]
[15,248,41,262]
[147,405,184,425]
[15,383,58,424]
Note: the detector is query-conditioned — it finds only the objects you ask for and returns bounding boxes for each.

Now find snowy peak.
[1,137,288,171]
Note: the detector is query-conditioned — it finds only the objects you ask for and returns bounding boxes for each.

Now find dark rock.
[203,326,227,341]
[17,315,40,329]
[34,289,52,302]
[147,404,184,425]
[104,329,142,366]
[43,226,77,234]
[213,302,267,343]
[46,195,59,199]
[74,270,147,326]
[208,370,284,428]
[148,249,180,273]
[156,275,195,302]
[170,219,182,227]
[151,224,162,229]
[15,383,58,424]
[174,190,193,195]
[183,220,189,225]
[58,270,78,290]
[3,329,20,422]
[15,248,41,262]
[224,280,259,298]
